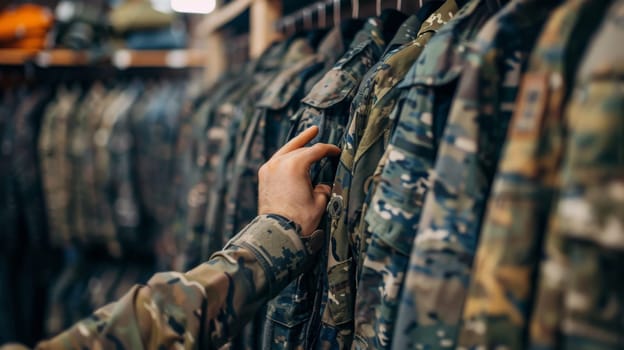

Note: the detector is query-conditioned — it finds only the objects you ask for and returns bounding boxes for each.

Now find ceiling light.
[170,0,216,14]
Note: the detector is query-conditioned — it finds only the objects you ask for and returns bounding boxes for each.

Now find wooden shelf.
[111,49,207,69]
[0,49,208,68]
[0,49,38,65]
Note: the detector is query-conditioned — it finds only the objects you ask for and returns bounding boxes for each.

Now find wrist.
[223,215,323,295]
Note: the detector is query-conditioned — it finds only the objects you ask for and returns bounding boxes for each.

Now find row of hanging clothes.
[169,0,623,349]
[0,0,622,348]
[0,68,205,346]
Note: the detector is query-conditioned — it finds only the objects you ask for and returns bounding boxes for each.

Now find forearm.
[31,215,322,350]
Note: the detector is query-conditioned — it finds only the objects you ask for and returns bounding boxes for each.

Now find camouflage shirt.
[0,215,324,350]
[391,0,564,348]
[456,0,611,348]
[257,23,365,350]
[350,2,460,348]
[528,1,624,348]
[286,15,397,350]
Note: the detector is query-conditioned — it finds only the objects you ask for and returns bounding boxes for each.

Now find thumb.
[312,184,332,211]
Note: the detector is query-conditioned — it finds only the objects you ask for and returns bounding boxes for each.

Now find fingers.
[313,184,332,210]
[293,143,341,166]
[273,126,320,157]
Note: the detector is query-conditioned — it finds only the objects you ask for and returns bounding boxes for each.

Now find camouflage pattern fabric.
[344,0,498,348]
[289,15,394,350]
[199,40,293,268]
[1,87,52,346]
[456,1,611,348]
[527,1,624,348]
[173,73,250,271]
[257,18,387,350]
[39,87,81,248]
[207,38,319,350]
[392,0,565,348]
[350,2,459,348]
[226,37,323,350]
[131,82,186,256]
[258,24,358,350]
[224,37,316,243]
[12,215,324,350]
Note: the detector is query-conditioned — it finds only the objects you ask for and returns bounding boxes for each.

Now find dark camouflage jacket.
[457,0,612,348]
[393,0,562,348]
[350,2,459,348]
[529,2,624,346]
[282,13,403,350]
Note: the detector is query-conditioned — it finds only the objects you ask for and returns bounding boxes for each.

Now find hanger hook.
[352,0,359,18]
[318,3,326,28]
[303,8,312,30]
[376,0,381,16]
[397,0,402,10]
[333,0,341,25]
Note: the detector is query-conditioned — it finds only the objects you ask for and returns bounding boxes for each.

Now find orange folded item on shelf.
[2,36,48,50]
[0,4,54,43]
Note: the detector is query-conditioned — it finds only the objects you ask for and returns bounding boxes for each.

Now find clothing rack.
[273,0,428,34]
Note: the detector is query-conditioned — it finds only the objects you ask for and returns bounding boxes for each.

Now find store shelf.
[0,49,38,65]
[0,49,208,68]
[111,49,207,69]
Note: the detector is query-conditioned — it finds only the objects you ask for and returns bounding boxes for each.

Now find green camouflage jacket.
[39,87,81,248]
[267,17,390,350]
[456,0,611,348]
[256,24,366,350]
[528,1,624,348]
[391,0,564,348]
[350,1,460,348]
[291,13,406,349]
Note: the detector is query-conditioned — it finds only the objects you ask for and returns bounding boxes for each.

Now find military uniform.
[390,0,564,348]
[349,2,460,348]
[3,87,52,345]
[456,0,611,348]
[4,215,324,350]
[343,0,497,348]
[528,1,624,347]
[257,23,364,350]
[282,12,410,349]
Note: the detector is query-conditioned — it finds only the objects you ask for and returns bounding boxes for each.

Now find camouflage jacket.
[207,38,320,350]
[1,87,52,345]
[335,0,498,348]
[254,23,368,350]
[349,2,461,349]
[279,14,403,350]
[528,1,624,348]
[39,87,81,248]
[176,72,253,270]
[392,0,563,348]
[0,215,323,350]
[456,0,612,348]
[225,36,325,248]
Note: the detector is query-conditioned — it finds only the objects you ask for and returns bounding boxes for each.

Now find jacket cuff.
[223,214,323,296]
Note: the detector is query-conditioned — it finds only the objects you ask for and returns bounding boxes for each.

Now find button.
[327,194,343,219]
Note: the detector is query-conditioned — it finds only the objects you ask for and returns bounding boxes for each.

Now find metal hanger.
[318,2,327,28]
[333,0,341,25]
[303,8,312,30]
[352,0,359,18]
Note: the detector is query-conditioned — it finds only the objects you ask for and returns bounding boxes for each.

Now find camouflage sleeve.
[28,215,323,350]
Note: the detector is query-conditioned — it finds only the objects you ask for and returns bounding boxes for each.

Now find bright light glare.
[170,0,216,13]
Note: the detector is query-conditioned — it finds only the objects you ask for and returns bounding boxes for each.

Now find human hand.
[258,126,340,236]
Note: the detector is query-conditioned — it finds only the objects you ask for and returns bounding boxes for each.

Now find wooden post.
[250,0,283,58]
[204,31,227,83]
